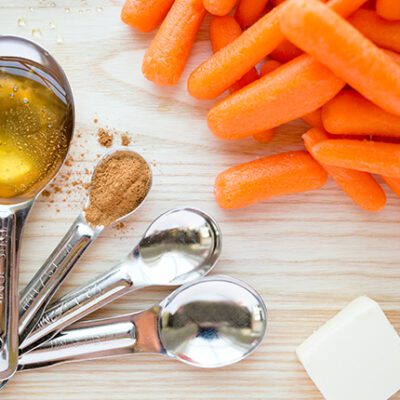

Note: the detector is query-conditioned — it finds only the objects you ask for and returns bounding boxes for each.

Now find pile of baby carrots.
[121,0,400,212]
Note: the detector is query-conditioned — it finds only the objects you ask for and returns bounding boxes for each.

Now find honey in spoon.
[0,58,73,199]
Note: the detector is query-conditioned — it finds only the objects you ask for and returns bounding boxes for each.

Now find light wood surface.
[1,1,400,398]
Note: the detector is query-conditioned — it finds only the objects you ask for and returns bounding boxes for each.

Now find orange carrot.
[382,176,400,196]
[121,0,175,32]
[203,0,237,16]
[215,150,327,209]
[260,59,281,75]
[313,139,400,178]
[235,0,270,28]
[385,49,400,64]
[209,16,259,93]
[142,0,206,85]
[322,90,400,137]
[208,54,344,139]
[188,5,285,99]
[280,0,400,116]
[270,39,302,62]
[376,0,400,21]
[302,109,323,129]
[188,0,366,99]
[349,9,400,53]
[303,128,386,211]
[271,0,286,5]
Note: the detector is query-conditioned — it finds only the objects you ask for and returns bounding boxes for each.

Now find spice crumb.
[42,190,51,197]
[93,117,98,124]
[115,222,125,230]
[97,128,113,148]
[121,133,131,146]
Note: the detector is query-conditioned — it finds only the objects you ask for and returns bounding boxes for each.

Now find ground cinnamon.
[84,150,151,226]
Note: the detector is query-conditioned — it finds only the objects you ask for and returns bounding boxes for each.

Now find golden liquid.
[0,59,73,199]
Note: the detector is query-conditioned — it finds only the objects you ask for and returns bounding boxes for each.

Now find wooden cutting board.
[1,1,400,398]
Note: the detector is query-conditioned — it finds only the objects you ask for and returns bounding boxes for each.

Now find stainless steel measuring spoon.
[18,276,267,370]
[0,36,74,380]
[18,149,152,348]
[21,207,221,352]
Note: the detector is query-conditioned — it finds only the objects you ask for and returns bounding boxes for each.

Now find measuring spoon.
[0,36,74,380]
[18,276,267,370]
[18,149,152,348]
[20,207,221,352]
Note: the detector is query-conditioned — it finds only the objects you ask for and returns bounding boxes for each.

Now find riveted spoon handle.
[19,214,101,346]
[20,261,137,352]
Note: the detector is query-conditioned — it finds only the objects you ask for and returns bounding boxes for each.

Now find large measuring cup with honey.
[0,36,74,380]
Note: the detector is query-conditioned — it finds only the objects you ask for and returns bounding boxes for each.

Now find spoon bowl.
[159,276,267,368]
[129,207,221,286]
[0,35,74,380]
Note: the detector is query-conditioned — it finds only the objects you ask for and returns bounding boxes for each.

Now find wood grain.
[1,1,400,398]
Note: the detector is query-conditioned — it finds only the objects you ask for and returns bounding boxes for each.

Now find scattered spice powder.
[97,128,113,148]
[121,133,131,146]
[84,150,151,227]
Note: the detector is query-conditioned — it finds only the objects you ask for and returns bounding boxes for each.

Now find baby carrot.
[209,16,259,92]
[142,0,206,85]
[188,5,285,99]
[303,128,386,211]
[121,0,175,32]
[349,9,400,53]
[382,176,400,196]
[208,54,344,139]
[235,0,270,28]
[322,90,400,137]
[260,59,281,75]
[215,150,327,209]
[280,0,400,116]
[203,0,237,16]
[188,0,366,99]
[313,139,400,178]
[302,109,323,129]
[376,0,400,21]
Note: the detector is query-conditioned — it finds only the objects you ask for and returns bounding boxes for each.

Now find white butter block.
[297,296,400,400]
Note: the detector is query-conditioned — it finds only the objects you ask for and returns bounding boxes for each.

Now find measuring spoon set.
[0,36,268,388]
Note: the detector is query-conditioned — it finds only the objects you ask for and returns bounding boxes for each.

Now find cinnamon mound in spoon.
[85,150,151,227]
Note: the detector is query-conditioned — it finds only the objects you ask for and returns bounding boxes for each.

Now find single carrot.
[215,150,327,209]
[302,109,323,129]
[207,54,344,139]
[303,128,386,211]
[271,0,286,5]
[280,0,400,116]
[349,9,400,53]
[203,0,237,16]
[235,0,270,28]
[382,176,400,196]
[270,40,302,62]
[188,0,366,99]
[376,0,400,21]
[209,16,259,93]
[142,0,206,85]
[121,0,175,32]
[313,139,400,178]
[385,49,400,64]
[322,90,400,137]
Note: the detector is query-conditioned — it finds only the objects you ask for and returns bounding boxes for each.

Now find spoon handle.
[19,315,137,371]
[0,202,32,380]
[19,214,101,347]
[20,260,138,352]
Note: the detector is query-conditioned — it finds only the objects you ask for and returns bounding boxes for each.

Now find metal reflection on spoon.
[18,276,267,370]
[21,207,221,352]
